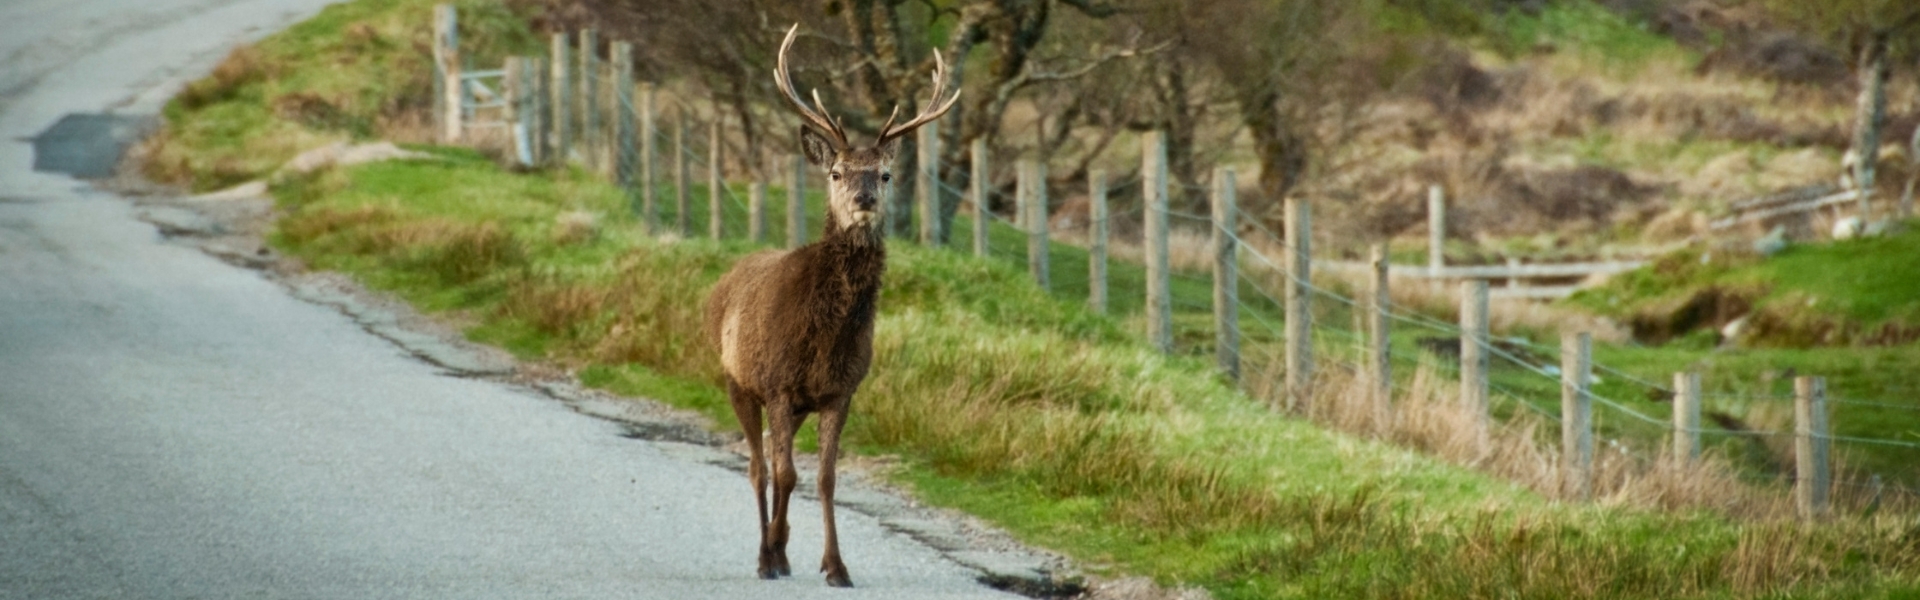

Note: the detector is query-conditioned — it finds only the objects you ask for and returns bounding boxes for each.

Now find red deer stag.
[702,24,959,588]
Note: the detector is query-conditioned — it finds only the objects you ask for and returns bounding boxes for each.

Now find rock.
[1753,225,1788,257]
[1831,216,1863,240]
[1720,316,1748,342]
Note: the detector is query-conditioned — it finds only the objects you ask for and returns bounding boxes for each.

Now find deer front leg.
[726,380,777,580]
[816,402,852,587]
[766,402,798,577]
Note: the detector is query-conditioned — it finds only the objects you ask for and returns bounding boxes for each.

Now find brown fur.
[702,137,916,590]
[702,25,958,588]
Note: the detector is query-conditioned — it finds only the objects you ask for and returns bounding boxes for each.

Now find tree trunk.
[1237,87,1309,205]
[1850,31,1889,219]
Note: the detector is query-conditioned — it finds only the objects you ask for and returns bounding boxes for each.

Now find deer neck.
[806,218,882,307]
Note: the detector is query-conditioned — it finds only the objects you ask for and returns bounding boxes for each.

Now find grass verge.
[147,0,1920,597]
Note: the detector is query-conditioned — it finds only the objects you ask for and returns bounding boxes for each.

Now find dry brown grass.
[276,204,525,284]
[1239,349,1920,522]
[582,252,724,381]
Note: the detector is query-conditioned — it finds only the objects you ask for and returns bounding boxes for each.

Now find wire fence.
[484,30,1920,505]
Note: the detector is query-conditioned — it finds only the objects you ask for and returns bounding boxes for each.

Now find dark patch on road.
[977,572,1086,599]
[33,113,153,178]
[616,420,727,447]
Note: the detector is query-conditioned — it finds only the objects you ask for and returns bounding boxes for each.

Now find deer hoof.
[773,553,792,577]
[825,571,853,588]
[823,559,852,588]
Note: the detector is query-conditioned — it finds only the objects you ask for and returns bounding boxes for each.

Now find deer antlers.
[774,23,962,150]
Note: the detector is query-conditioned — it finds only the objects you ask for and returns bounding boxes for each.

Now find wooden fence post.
[788,156,807,248]
[600,53,617,179]
[502,57,527,165]
[1018,160,1049,288]
[675,112,690,235]
[1213,168,1239,381]
[433,5,461,144]
[1428,185,1446,276]
[970,139,989,257]
[1089,169,1109,314]
[750,182,768,244]
[612,43,634,188]
[532,59,550,166]
[1903,127,1918,219]
[578,29,598,173]
[1673,371,1701,463]
[1795,376,1830,518]
[549,33,571,162]
[1462,279,1490,447]
[1369,243,1392,430]
[889,143,914,240]
[709,118,724,240]
[1143,131,1172,354]
[1284,197,1312,412]
[639,84,657,232]
[430,5,446,143]
[919,123,942,245]
[1562,331,1594,500]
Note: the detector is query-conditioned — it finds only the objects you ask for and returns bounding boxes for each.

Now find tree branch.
[1058,0,1124,18]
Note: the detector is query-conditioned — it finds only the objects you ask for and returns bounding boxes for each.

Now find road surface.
[0,1,1027,597]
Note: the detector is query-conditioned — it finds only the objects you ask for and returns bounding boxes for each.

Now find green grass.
[147,0,1920,596]
[258,157,1920,596]
[1486,0,1696,73]
[1561,228,1920,480]
[1572,225,1920,341]
[144,0,542,191]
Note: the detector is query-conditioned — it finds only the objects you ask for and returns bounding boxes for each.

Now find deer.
[701,23,959,588]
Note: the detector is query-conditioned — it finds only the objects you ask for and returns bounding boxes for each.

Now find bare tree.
[1757,0,1920,216]
[527,0,1149,241]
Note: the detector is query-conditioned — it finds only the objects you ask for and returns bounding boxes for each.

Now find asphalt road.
[0,1,1022,598]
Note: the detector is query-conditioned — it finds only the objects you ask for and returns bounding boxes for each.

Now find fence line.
[435,9,1914,518]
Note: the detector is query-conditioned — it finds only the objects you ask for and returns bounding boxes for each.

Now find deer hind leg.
[816,399,852,587]
[726,378,777,580]
[766,400,799,578]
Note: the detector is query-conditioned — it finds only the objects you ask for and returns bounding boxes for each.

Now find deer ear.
[799,126,836,167]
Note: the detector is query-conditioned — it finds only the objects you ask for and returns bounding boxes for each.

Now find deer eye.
[830,172,841,181]
[881,173,892,182]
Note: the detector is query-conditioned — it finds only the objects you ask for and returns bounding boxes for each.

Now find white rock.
[1832,216,1863,240]
[1720,316,1748,341]
[1753,226,1788,257]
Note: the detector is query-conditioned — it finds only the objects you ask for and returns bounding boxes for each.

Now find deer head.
[775,24,961,239]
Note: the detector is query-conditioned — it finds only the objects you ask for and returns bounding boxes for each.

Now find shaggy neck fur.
[812,214,887,308]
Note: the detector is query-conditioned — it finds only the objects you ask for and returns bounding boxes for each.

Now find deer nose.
[854,194,877,211]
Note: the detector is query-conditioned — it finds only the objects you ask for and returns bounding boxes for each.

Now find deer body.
[712,240,882,406]
[701,24,957,588]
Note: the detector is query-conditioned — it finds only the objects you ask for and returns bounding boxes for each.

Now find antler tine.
[877,49,963,146]
[775,24,849,149]
[875,104,902,140]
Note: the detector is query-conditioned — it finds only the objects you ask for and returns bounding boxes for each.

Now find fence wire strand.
[512,49,1920,462]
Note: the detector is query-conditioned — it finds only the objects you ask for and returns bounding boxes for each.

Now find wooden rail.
[1711,189,1861,231]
